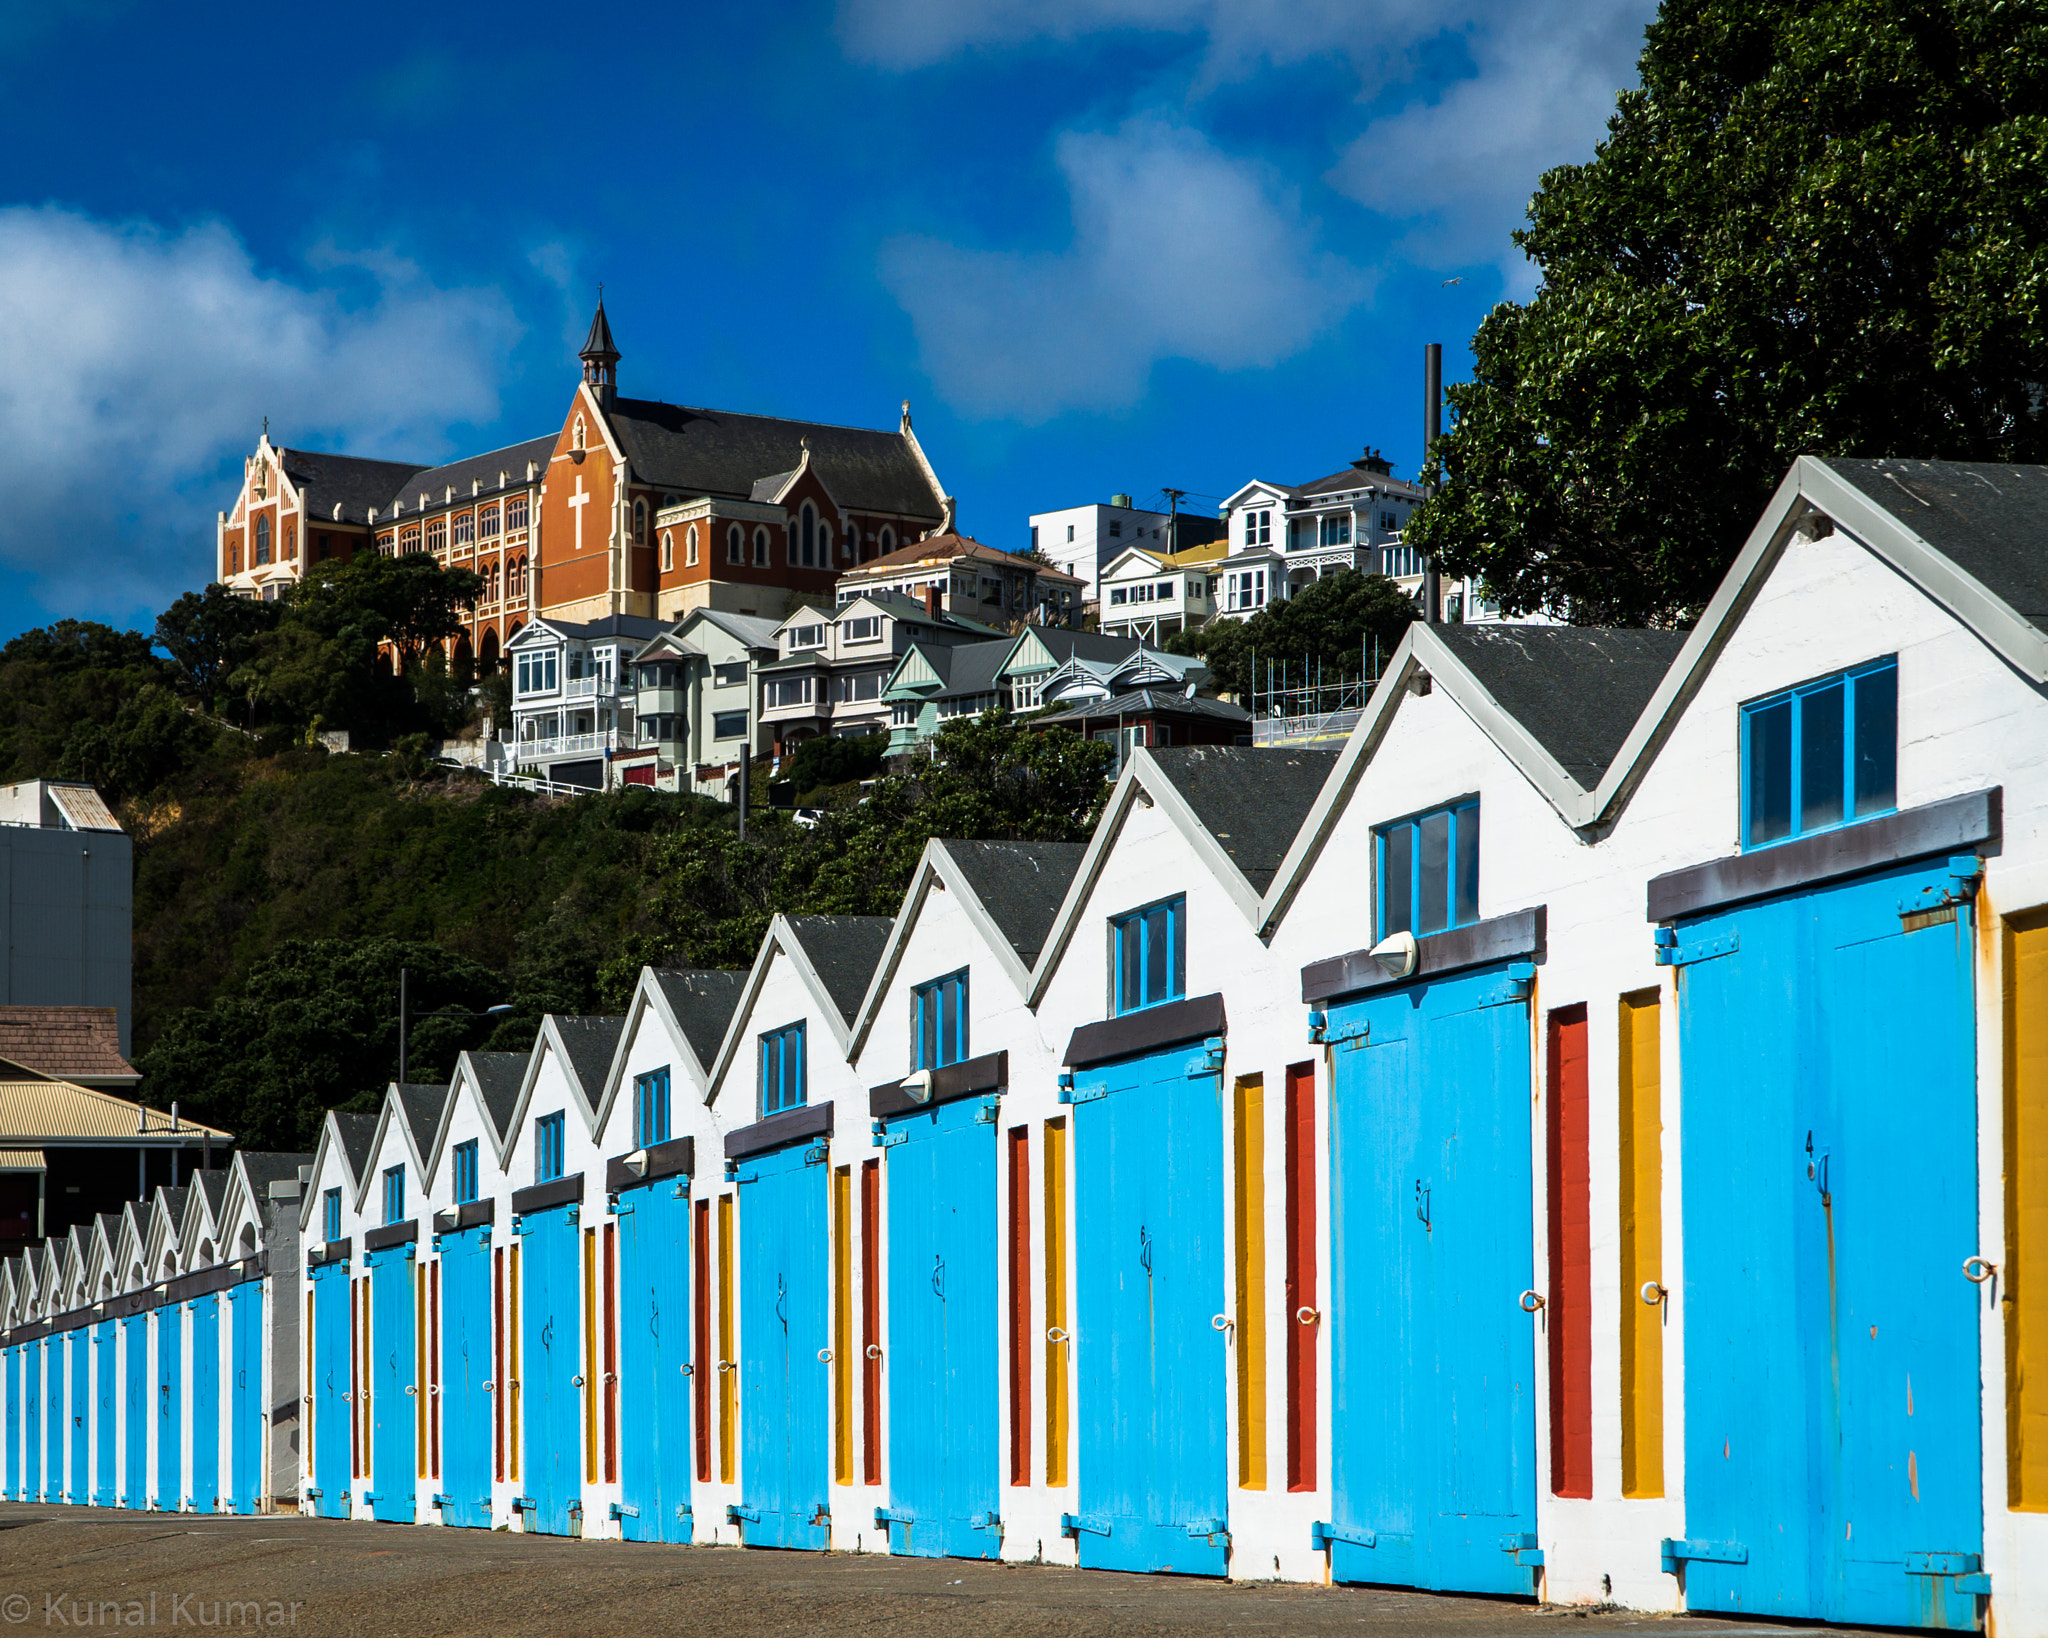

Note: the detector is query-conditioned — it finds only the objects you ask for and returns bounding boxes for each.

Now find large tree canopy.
[1408,0,2048,624]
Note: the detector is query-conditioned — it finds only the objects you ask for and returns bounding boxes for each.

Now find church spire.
[580,290,620,411]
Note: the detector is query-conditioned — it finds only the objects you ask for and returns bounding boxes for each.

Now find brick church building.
[215,302,953,673]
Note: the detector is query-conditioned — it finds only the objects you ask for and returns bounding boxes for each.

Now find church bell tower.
[580,296,620,412]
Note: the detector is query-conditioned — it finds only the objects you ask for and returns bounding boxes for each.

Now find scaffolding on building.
[1250,641,1386,747]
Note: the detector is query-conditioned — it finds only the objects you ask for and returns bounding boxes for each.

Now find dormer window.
[1245,508,1272,547]
[790,623,826,650]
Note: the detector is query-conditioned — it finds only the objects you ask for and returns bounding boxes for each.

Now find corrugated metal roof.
[0,1149,45,1169]
[0,1080,230,1142]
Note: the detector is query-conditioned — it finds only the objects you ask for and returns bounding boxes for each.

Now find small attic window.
[1741,656,1898,848]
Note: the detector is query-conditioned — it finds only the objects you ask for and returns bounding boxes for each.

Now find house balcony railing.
[513,730,614,763]
[563,675,603,699]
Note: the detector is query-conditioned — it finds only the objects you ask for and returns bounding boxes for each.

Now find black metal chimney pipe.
[1423,343,1442,625]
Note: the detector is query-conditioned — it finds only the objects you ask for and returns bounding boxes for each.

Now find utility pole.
[1423,343,1443,625]
[1161,487,1186,552]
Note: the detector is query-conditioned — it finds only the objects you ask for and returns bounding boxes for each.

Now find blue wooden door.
[519,1204,582,1535]
[25,1341,39,1502]
[737,1142,831,1550]
[68,1334,87,1506]
[884,1096,1000,1559]
[1071,1041,1229,1575]
[438,1228,494,1528]
[45,1332,65,1500]
[367,1246,418,1522]
[93,1323,115,1505]
[3,1346,16,1499]
[121,1316,146,1508]
[1676,858,1983,1629]
[189,1298,219,1513]
[618,1180,693,1543]
[155,1308,182,1511]
[1326,962,1538,1595]
[228,1281,263,1514]
[308,1266,349,1518]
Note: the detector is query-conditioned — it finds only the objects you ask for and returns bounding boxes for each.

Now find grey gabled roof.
[395,1086,448,1159]
[923,637,1012,698]
[1146,746,1343,893]
[1038,689,1249,728]
[1016,628,1147,667]
[1433,626,1690,790]
[650,970,749,1071]
[237,1151,314,1199]
[943,841,1089,967]
[516,613,669,644]
[682,608,784,651]
[1295,463,1426,502]
[193,1168,229,1219]
[784,916,895,1027]
[551,1017,626,1103]
[1821,458,2048,635]
[278,449,430,527]
[605,399,945,520]
[332,1113,379,1181]
[383,436,557,517]
[157,1186,189,1238]
[462,1051,530,1141]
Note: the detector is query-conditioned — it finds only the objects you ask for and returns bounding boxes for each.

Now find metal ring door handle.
[817,1349,833,1363]
[571,1375,585,1387]
[1519,1290,1546,1313]
[429,1384,441,1395]
[604,1372,617,1384]
[1211,1314,1234,1337]
[717,1360,736,1373]
[1640,1281,1666,1306]
[865,1345,883,1360]
[1964,1255,1997,1283]
[482,1382,495,1393]
[680,1363,694,1376]
[1046,1327,1069,1343]
[1296,1307,1321,1325]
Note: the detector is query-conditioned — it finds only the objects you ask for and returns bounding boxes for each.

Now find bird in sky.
[1442,277,1464,286]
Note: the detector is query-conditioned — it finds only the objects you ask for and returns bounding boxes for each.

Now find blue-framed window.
[760,1022,807,1117]
[1112,895,1186,1015]
[635,1067,672,1149]
[452,1139,479,1205]
[1377,798,1480,939]
[535,1111,565,1183]
[1741,656,1898,849]
[322,1187,341,1243]
[913,970,969,1070]
[382,1165,405,1225]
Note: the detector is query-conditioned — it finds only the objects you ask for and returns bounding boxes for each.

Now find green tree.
[137,937,514,1151]
[1168,568,1416,699]
[1,620,164,675]
[1408,0,2048,624]
[786,731,889,796]
[155,586,280,711]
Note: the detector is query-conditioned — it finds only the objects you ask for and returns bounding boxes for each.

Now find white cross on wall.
[568,475,590,553]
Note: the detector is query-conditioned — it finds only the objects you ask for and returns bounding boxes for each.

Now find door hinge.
[1311,1520,1375,1550]
[511,1496,535,1512]
[874,1505,913,1526]
[1899,855,1984,917]
[803,1144,829,1167]
[974,1094,1002,1125]
[1061,1512,1111,1537]
[430,1493,452,1508]
[1661,1537,1746,1571]
[1654,929,1738,967]
[611,1198,634,1216]
[1185,1037,1225,1078]
[969,1511,1001,1532]
[1957,1573,1993,1595]
[727,1504,760,1524]
[1501,1531,1543,1565]
[871,1119,907,1149]
[1316,1011,1371,1048]
[1059,1080,1109,1106]
[1905,1552,1981,1576]
[609,1501,640,1520]
[1185,1517,1229,1540]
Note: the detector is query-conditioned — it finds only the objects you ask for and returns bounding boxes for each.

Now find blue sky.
[0,0,1656,642]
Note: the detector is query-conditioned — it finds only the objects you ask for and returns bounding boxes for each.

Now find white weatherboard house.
[8,455,2048,1636]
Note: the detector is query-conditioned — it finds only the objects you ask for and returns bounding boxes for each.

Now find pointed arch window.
[661,530,674,572]
[727,523,744,565]
[753,527,770,567]
[634,498,648,545]
[254,515,271,565]
[800,503,816,568]
[686,524,700,567]
[879,526,895,556]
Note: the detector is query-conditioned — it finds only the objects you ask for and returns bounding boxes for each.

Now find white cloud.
[845,0,1656,296]
[0,205,518,619]
[879,119,1368,422]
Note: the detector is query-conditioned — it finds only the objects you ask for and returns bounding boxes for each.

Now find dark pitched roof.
[395,1086,448,1157]
[462,1052,530,1141]
[550,1017,626,1103]
[1038,689,1250,728]
[941,841,1089,967]
[157,1186,189,1236]
[1433,626,1688,789]
[518,613,669,644]
[844,533,1019,574]
[279,449,429,527]
[783,916,895,1027]
[1144,747,1343,893]
[1016,629,1147,667]
[0,1007,136,1080]
[332,1112,379,1181]
[236,1152,313,1200]
[581,301,619,364]
[383,436,557,518]
[1821,458,2048,634]
[192,1168,229,1219]
[1295,463,1426,502]
[650,970,749,1070]
[918,637,1011,697]
[604,399,944,520]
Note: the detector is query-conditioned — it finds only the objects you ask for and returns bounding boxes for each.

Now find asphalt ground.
[0,1505,1889,1638]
